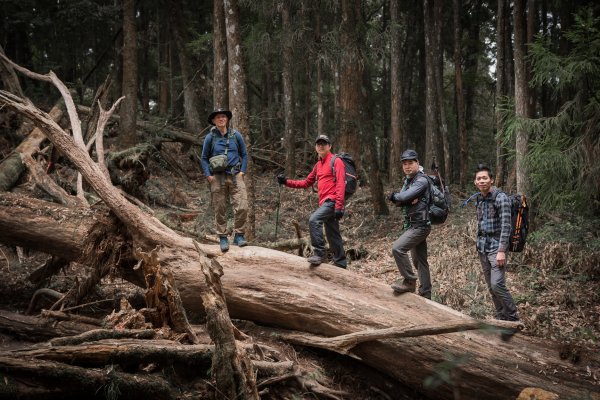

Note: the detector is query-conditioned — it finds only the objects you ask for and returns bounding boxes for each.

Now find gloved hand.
[276,174,287,185]
[334,209,344,220]
[388,192,397,202]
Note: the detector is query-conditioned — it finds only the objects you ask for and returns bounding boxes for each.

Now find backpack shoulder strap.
[330,154,338,182]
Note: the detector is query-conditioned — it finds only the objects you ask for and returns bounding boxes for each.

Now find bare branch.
[96,96,125,179]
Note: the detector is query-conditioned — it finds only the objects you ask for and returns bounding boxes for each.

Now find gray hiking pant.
[392,225,432,298]
[478,251,519,320]
[309,200,347,267]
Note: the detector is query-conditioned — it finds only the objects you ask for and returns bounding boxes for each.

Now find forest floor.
[1,141,599,399]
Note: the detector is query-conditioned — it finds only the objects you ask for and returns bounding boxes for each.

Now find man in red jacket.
[277,135,347,268]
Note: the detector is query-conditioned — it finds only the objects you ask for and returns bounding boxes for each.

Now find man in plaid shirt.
[474,165,519,321]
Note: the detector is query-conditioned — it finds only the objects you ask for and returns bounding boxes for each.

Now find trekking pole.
[275,182,282,240]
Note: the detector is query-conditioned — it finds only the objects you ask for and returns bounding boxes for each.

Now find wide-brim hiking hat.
[208,108,233,125]
[400,149,419,161]
[315,134,331,144]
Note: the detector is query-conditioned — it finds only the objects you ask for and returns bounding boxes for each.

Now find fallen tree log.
[0,193,598,400]
[0,354,176,400]
[0,310,98,341]
[0,103,62,191]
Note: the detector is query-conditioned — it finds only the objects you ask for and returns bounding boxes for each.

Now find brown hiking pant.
[209,172,248,236]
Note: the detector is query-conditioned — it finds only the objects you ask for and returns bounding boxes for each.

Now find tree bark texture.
[0,104,62,191]
[282,1,296,177]
[495,0,508,186]
[453,0,468,187]
[0,193,597,400]
[423,0,440,171]
[120,0,138,147]
[223,0,256,238]
[338,0,363,158]
[389,0,403,184]
[171,4,203,135]
[514,0,531,196]
[212,0,229,108]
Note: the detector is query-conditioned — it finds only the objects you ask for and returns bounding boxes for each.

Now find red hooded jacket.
[285,152,346,210]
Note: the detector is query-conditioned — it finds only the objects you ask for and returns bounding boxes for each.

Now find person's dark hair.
[475,163,493,179]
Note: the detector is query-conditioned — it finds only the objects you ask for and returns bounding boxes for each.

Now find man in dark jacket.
[201,108,249,252]
[474,165,519,321]
[276,135,347,268]
[388,149,432,298]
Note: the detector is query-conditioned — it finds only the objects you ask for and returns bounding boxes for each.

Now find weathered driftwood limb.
[40,310,103,327]
[8,339,213,368]
[0,102,63,191]
[0,354,176,400]
[49,329,156,347]
[26,288,63,315]
[20,153,84,207]
[0,310,97,341]
[261,237,310,251]
[94,96,125,179]
[195,241,259,400]
[277,319,524,355]
[0,45,24,98]
[77,104,204,146]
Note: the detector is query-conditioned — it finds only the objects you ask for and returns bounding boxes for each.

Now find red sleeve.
[333,157,346,210]
[286,164,317,189]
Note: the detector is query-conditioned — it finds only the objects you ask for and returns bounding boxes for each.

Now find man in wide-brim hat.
[200,108,249,252]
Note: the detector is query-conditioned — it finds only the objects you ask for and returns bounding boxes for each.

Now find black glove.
[334,209,344,220]
[276,174,287,185]
[388,192,396,202]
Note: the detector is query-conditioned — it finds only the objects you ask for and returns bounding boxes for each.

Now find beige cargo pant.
[209,172,248,236]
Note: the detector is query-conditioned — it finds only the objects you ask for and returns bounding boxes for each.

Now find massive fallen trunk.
[0,194,598,400]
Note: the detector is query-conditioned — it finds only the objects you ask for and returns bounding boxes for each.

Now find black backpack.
[331,153,358,198]
[424,174,451,225]
[467,191,529,252]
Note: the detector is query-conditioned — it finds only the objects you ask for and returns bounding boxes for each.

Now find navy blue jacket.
[200,127,248,176]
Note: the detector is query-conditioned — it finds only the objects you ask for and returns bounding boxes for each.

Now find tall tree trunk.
[223,0,256,238]
[363,68,389,216]
[453,0,468,188]
[526,0,537,118]
[120,0,138,147]
[495,0,508,186]
[315,9,325,138]
[139,3,150,117]
[281,1,296,176]
[338,0,362,158]
[212,0,228,109]
[433,0,450,178]
[423,0,440,170]
[171,4,202,135]
[514,0,530,196]
[158,7,170,117]
[389,0,403,184]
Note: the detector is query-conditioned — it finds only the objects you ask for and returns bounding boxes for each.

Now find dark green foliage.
[500,7,600,216]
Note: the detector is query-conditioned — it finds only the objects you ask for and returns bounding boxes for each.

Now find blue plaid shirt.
[476,188,511,253]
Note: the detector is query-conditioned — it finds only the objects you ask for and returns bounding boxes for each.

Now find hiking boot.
[307,255,323,265]
[233,233,248,247]
[219,236,229,252]
[333,263,347,269]
[391,279,416,294]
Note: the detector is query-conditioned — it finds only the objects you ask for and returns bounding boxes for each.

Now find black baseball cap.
[315,135,331,144]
